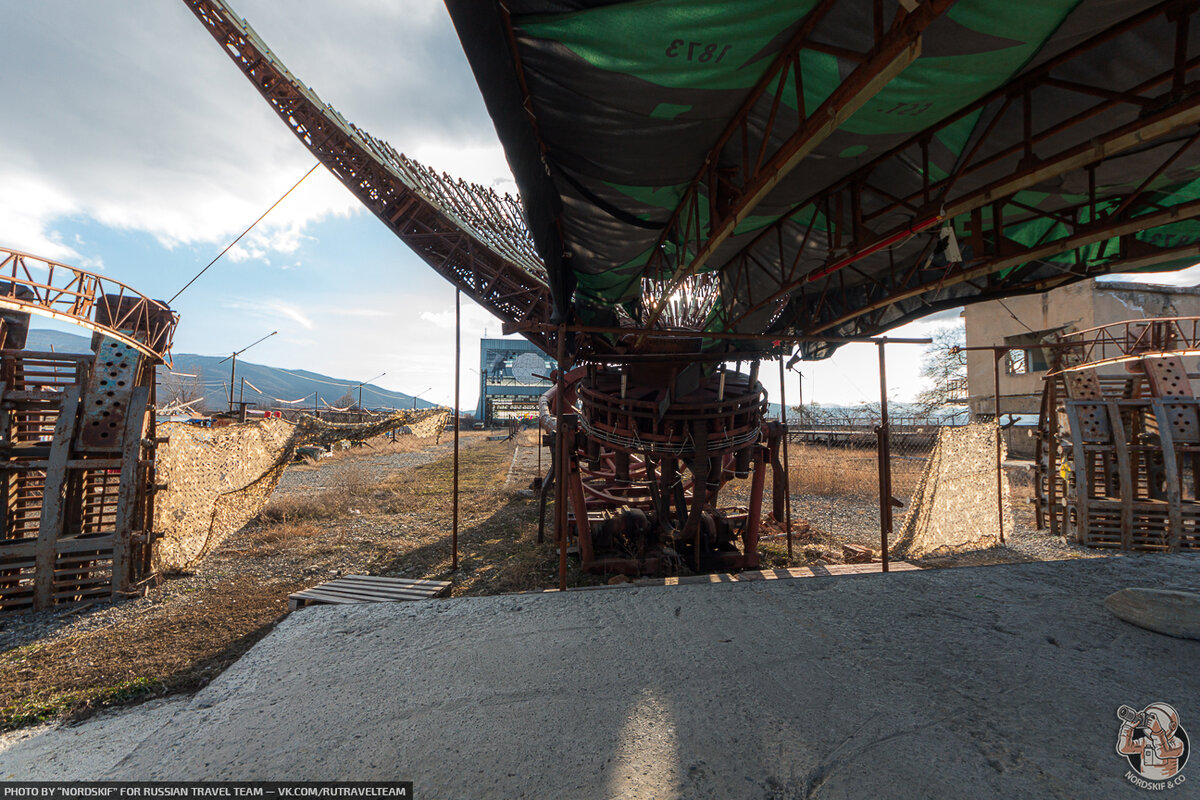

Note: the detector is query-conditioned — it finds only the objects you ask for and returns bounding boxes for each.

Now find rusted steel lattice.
[707,2,1200,342]
[181,0,554,352]
[0,247,177,361]
[0,252,177,611]
[1035,318,1200,552]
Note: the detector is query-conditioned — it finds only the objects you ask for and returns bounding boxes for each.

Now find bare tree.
[158,366,206,413]
[915,325,968,412]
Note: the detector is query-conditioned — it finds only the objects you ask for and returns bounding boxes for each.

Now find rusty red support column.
[452,288,460,570]
[877,341,892,573]
[778,356,793,563]
[555,326,569,592]
[993,350,1005,544]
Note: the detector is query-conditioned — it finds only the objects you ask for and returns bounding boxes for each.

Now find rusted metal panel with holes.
[0,259,177,612]
[1037,323,1200,553]
[78,337,141,450]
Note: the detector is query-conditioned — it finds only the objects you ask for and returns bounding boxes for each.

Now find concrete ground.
[3,554,1198,798]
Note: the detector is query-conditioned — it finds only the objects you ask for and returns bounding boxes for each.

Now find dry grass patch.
[779,443,927,498]
[0,576,298,730]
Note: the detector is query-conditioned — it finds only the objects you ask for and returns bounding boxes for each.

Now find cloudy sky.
[5,1,1200,411]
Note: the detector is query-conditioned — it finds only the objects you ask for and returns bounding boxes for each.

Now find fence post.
[778,356,793,564]
[993,350,1005,544]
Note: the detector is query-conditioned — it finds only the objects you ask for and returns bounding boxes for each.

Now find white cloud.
[0,175,82,262]
[419,303,501,333]
[263,301,315,331]
[1,1,507,267]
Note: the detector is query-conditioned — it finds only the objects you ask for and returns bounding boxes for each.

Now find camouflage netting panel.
[153,419,299,571]
[153,408,453,571]
[294,409,451,447]
[892,423,1011,559]
[447,0,1200,350]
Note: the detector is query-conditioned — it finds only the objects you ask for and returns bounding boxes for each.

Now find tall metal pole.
[877,341,892,573]
[220,330,277,413]
[555,326,569,592]
[778,356,793,563]
[993,351,1005,544]
[228,353,237,412]
[452,289,461,571]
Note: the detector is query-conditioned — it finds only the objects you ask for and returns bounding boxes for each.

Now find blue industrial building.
[475,338,555,425]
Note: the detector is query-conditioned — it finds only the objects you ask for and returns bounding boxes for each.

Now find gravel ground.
[0,437,1107,707]
[0,436,488,654]
[274,438,483,496]
[789,487,1107,567]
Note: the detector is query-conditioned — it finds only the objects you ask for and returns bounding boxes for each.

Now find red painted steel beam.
[639,0,951,335]
[815,196,1200,333]
[731,90,1200,327]
[718,1,1200,335]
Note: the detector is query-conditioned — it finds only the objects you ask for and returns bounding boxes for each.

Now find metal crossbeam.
[717,1,1200,337]
[0,248,177,361]
[639,0,952,334]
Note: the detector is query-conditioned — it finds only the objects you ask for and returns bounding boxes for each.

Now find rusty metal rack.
[1035,319,1200,552]
[0,250,177,611]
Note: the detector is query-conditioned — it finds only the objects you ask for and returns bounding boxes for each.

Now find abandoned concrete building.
[965,278,1200,418]
[963,279,1200,458]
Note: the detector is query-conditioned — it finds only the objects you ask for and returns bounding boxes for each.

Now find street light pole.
[355,372,387,413]
[412,386,433,410]
[218,330,277,413]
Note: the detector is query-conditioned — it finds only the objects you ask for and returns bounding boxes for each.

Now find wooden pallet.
[288,574,452,610]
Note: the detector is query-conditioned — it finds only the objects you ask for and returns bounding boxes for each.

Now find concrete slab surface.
[10,555,1200,798]
[0,698,188,781]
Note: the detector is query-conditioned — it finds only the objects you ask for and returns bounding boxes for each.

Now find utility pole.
[355,373,386,415]
[218,330,277,413]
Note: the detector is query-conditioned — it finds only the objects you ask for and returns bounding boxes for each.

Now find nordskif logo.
[1116,703,1190,790]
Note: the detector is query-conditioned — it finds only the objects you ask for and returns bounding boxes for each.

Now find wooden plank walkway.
[289,575,452,611]
[293,563,921,608]
[734,562,922,581]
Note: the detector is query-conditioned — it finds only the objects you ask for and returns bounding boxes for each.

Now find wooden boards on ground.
[289,574,452,611]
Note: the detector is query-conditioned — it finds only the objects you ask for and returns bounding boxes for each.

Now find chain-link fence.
[776,414,1013,560]
[783,416,945,551]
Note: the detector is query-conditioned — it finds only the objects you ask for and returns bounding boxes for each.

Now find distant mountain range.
[26,329,438,414]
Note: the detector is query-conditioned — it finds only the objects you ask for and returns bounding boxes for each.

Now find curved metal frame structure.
[1035,318,1200,551]
[182,0,555,352]
[0,247,177,362]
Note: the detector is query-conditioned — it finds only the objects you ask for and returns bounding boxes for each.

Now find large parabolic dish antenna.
[186,0,1200,360]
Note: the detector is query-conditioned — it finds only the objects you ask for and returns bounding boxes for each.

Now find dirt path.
[274,437,487,496]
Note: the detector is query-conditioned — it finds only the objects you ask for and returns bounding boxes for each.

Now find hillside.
[25,329,437,413]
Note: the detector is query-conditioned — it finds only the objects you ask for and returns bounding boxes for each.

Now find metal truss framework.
[637,0,1200,342]
[1052,316,1200,372]
[0,248,177,361]
[639,0,955,333]
[183,0,555,353]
